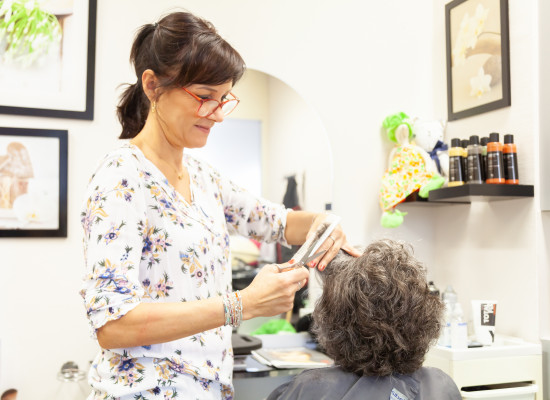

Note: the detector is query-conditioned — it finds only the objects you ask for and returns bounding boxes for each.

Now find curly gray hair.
[312,239,444,376]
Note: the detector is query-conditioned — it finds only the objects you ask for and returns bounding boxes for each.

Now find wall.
[8,0,542,397]
[431,0,543,343]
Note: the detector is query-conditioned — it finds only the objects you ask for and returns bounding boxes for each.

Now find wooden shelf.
[427,184,534,203]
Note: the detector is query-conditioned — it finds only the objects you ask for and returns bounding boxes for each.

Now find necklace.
[131,140,185,180]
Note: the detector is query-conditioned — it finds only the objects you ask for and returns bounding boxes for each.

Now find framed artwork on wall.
[0,127,68,237]
[0,0,97,120]
[445,0,510,121]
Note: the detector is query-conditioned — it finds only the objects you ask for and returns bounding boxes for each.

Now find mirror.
[188,68,333,212]
[188,69,333,315]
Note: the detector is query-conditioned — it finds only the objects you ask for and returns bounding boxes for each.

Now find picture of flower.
[446,0,510,120]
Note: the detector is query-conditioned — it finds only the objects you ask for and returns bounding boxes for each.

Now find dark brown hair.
[1,389,17,400]
[312,239,444,377]
[117,11,246,139]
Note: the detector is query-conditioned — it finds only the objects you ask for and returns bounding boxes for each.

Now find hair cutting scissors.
[277,214,341,272]
[277,249,327,272]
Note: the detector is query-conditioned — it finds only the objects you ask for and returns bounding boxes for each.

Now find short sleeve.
[80,153,147,339]
[211,167,291,245]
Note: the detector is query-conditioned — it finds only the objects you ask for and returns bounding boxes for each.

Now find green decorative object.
[0,0,62,66]
[380,209,408,228]
[251,319,297,335]
[382,112,412,143]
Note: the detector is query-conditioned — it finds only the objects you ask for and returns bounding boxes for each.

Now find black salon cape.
[266,366,461,400]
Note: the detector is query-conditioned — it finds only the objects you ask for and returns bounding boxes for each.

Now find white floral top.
[80,143,290,400]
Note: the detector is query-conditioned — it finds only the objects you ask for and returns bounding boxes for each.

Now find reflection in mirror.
[188,68,333,211]
[188,69,333,318]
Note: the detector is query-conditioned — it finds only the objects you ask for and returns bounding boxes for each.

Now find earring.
[151,101,157,113]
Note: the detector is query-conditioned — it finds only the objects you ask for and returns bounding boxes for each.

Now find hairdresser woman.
[80,11,359,400]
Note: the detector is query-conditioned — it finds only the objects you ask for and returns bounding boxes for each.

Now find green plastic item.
[380,209,408,228]
[251,319,296,335]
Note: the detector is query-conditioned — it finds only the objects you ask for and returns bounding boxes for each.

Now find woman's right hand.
[240,262,309,320]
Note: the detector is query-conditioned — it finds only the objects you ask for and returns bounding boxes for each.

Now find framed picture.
[445,0,510,121]
[0,0,97,120]
[0,127,68,237]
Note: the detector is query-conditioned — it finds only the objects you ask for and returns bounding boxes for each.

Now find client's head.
[312,239,443,377]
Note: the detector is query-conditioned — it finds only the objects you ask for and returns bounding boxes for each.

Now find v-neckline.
[128,143,195,207]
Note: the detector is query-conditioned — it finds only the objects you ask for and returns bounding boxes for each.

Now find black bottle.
[467,135,483,184]
[480,136,489,182]
[448,138,464,187]
[461,139,469,183]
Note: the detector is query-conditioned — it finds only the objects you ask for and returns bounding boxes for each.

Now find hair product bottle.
[467,135,483,184]
[480,136,489,182]
[486,133,505,184]
[450,303,468,349]
[448,138,464,187]
[503,134,519,184]
[461,139,469,183]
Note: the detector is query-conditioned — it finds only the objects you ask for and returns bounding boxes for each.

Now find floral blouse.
[80,143,290,400]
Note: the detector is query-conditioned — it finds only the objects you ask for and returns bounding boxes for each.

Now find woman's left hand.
[306,214,361,271]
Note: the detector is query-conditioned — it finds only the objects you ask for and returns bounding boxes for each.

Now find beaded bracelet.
[222,291,243,328]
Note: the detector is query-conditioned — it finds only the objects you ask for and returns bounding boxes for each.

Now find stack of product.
[448,133,518,186]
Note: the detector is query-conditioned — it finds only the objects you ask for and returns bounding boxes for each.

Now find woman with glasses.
[80,11,360,400]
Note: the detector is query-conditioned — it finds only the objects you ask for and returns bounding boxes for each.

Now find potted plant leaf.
[0,0,62,67]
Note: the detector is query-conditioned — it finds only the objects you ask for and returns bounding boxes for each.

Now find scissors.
[277,249,327,272]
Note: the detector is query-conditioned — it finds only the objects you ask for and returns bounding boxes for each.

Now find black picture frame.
[0,127,68,238]
[445,0,510,121]
[0,0,97,120]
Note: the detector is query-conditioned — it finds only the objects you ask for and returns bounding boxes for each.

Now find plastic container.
[503,134,519,184]
[450,303,468,349]
[467,135,484,184]
[461,382,537,399]
[461,139,469,183]
[480,136,489,182]
[486,132,505,184]
[439,300,452,347]
[448,138,465,187]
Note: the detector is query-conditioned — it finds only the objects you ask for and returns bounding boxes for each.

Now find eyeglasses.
[182,88,240,118]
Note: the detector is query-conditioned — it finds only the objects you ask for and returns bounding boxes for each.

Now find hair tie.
[153,22,159,28]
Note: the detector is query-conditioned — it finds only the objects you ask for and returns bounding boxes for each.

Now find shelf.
[427,184,534,203]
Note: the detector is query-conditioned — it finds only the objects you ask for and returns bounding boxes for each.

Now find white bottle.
[439,300,452,347]
[450,303,468,349]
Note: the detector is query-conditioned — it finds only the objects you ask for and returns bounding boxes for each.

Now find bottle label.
[462,156,468,183]
[449,155,463,183]
[467,154,483,183]
[504,153,518,181]
[487,151,504,180]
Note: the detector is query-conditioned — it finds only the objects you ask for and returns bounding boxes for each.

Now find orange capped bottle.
[486,132,505,184]
[503,134,519,184]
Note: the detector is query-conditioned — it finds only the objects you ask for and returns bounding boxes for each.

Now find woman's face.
[155,81,233,149]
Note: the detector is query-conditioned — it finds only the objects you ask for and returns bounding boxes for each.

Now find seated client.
[268,239,461,400]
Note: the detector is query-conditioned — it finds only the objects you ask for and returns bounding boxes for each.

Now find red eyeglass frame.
[182,88,240,117]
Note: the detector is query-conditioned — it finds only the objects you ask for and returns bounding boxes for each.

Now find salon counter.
[424,336,543,399]
[233,332,317,400]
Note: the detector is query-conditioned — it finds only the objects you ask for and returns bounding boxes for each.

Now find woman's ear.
[141,69,158,101]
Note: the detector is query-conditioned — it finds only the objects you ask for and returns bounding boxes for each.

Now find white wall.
[431,0,543,343]
[2,0,547,398]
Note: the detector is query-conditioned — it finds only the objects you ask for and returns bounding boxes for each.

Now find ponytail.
[116,12,245,138]
[117,82,149,139]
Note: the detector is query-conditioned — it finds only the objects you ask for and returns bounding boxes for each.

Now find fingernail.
[289,259,295,264]
[319,264,325,271]
[309,262,316,268]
